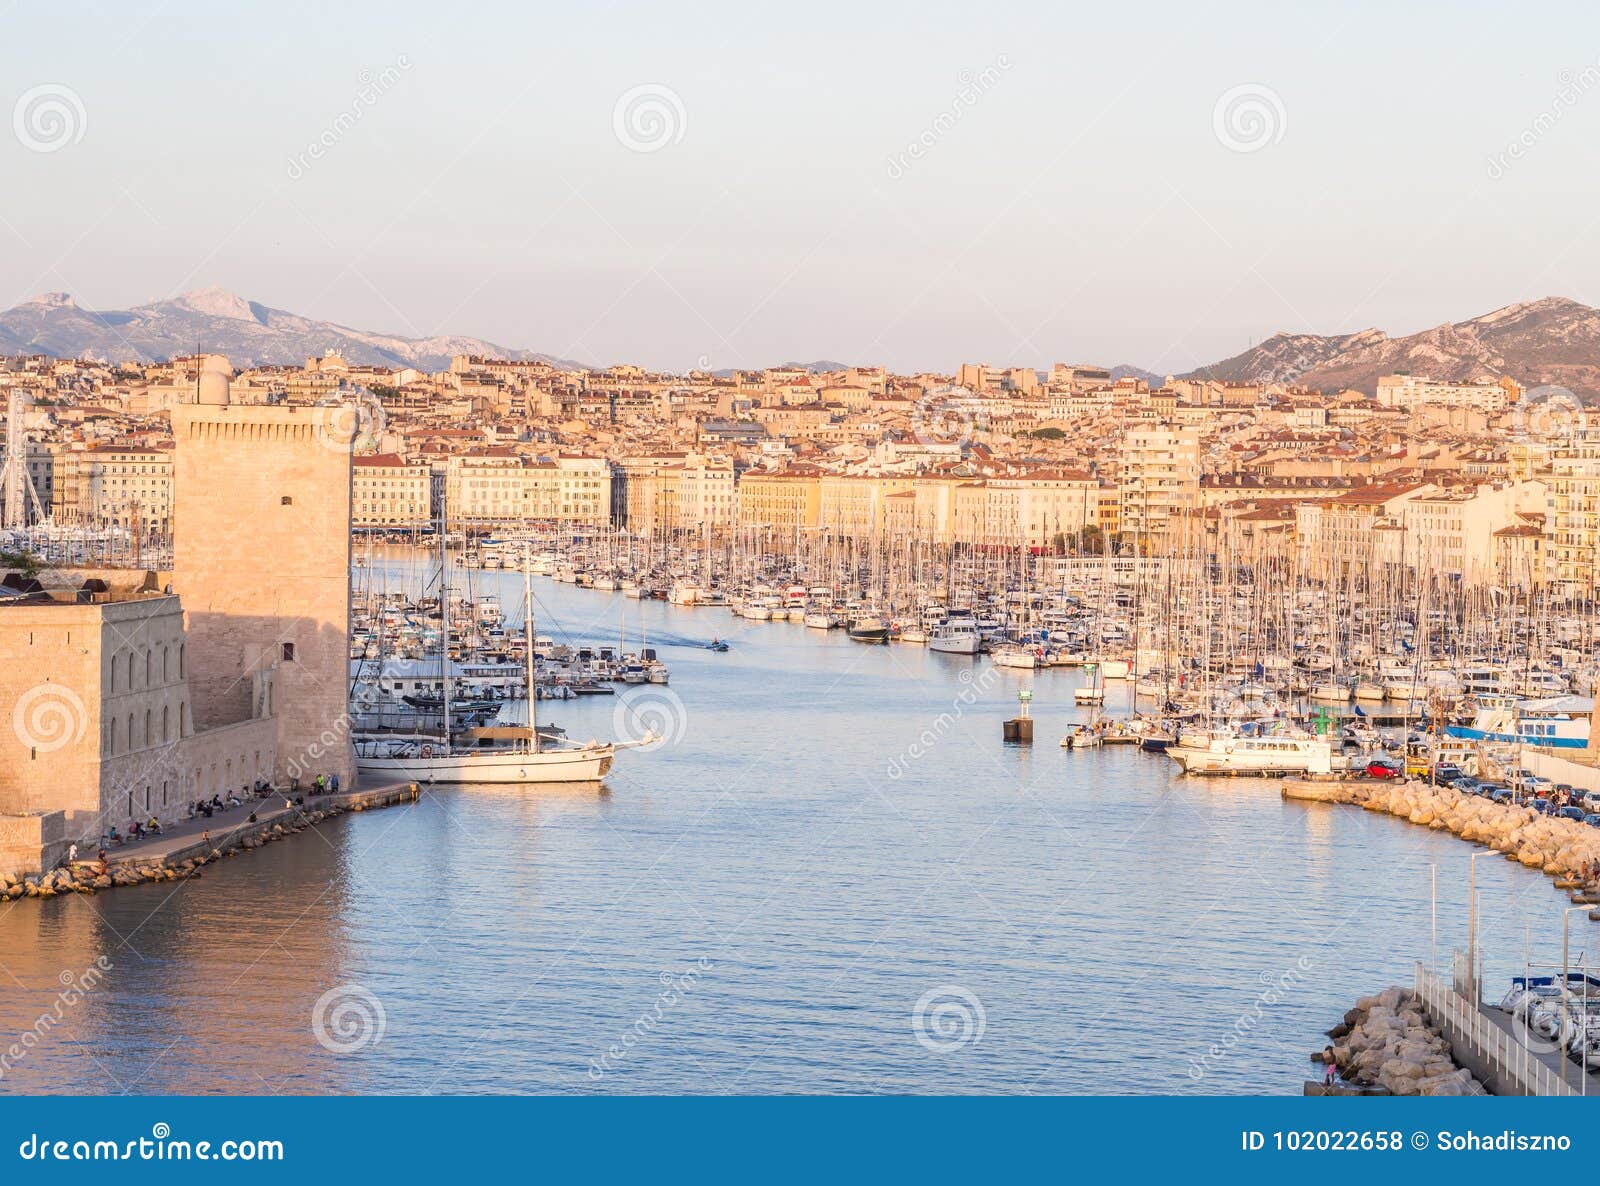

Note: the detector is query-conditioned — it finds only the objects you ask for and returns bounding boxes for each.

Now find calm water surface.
[0,567,1588,1094]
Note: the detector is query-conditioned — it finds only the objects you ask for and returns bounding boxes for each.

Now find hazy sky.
[4,0,1600,373]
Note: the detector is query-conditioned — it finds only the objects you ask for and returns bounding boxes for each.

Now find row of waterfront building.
[1,349,1598,591]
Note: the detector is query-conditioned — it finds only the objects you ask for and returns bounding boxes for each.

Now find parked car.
[1366,758,1404,780]
[1523,775,1554,796]
[1485,785,1515,803]
[1558,805,1588,822]
[1450,776,1480,794]
[1433,763,1466,783]
[1583,813,1600,829]
[1531,798,1556,816]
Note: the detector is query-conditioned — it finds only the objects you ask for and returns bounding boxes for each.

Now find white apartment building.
[445,452,612,526]
[1119,425,1201,546]
[675,456,738,531]
[1375,374,1519,415]
[353,454,433,528]
[1550,428,1600,593]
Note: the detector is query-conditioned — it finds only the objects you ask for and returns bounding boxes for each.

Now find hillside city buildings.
[0,348,1592,595]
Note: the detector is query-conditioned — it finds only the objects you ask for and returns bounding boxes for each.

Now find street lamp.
[1564,904,1592,1096]
[1468,850,1493,1000]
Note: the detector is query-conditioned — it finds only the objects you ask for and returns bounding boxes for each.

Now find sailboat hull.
[356,745,615,784]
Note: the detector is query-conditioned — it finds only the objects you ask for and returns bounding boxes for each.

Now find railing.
[1414,962,1579,1096]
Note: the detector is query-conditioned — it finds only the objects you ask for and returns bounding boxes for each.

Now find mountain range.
[1183,297,1600,396]
[0,288,578,372]
[5,288,1600,396]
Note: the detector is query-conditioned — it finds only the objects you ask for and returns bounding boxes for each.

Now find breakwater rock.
[1283,778,1600,885]
[1,785,417,901]
[1319,986,1483,1096]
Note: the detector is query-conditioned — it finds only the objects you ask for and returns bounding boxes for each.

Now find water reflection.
[0,571,1590,1095]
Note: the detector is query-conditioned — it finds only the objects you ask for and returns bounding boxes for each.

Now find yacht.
[992,644,1041,670]
[847,615,890,644]
[927,618,982,655]
[1166,727,1333,775]
[1446,696,1592,750]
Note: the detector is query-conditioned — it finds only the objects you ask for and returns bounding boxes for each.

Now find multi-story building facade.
[445,453,611,526]
[1119,425,1201,547]
[352,454,433,528]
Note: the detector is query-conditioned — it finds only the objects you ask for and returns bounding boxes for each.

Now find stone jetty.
[1314,986,1484,1096]
[1283,778,1600,898]
[0,782,418,901]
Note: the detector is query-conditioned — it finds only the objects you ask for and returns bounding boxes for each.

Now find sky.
[4,0,1600,374]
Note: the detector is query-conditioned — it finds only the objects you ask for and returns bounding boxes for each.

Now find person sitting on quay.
[146,817,162,836]
[107,826,122,846]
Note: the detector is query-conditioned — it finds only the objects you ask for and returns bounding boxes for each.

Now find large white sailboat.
[356,541,641,785]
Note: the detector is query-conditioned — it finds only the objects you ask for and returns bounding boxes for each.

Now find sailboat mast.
[525,542,539,754]
[440,505,453,757]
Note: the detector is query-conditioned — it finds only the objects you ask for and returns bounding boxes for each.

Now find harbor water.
[0,568,1588,1095]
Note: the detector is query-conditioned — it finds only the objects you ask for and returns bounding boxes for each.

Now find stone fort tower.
[171,355,356,786]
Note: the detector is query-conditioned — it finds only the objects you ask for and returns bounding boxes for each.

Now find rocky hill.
[1185,297,1600,396]
[0,287,578,372]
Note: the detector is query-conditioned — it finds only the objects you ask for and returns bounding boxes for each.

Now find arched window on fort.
[145,650,152,686]
[180,702,189,737]
[162,705,170,743]
[163,647,170,681]
[109,656,118,694]
[127,713,135,750]
[179,643,186,678]
[143,709,151,748]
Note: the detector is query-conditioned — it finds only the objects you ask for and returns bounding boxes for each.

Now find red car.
[1365,758,1404,780]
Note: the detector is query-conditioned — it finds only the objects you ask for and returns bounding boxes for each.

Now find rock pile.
[1323,986,1484,1096]
[1284,778,1600,889]
[1,803,354,900]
